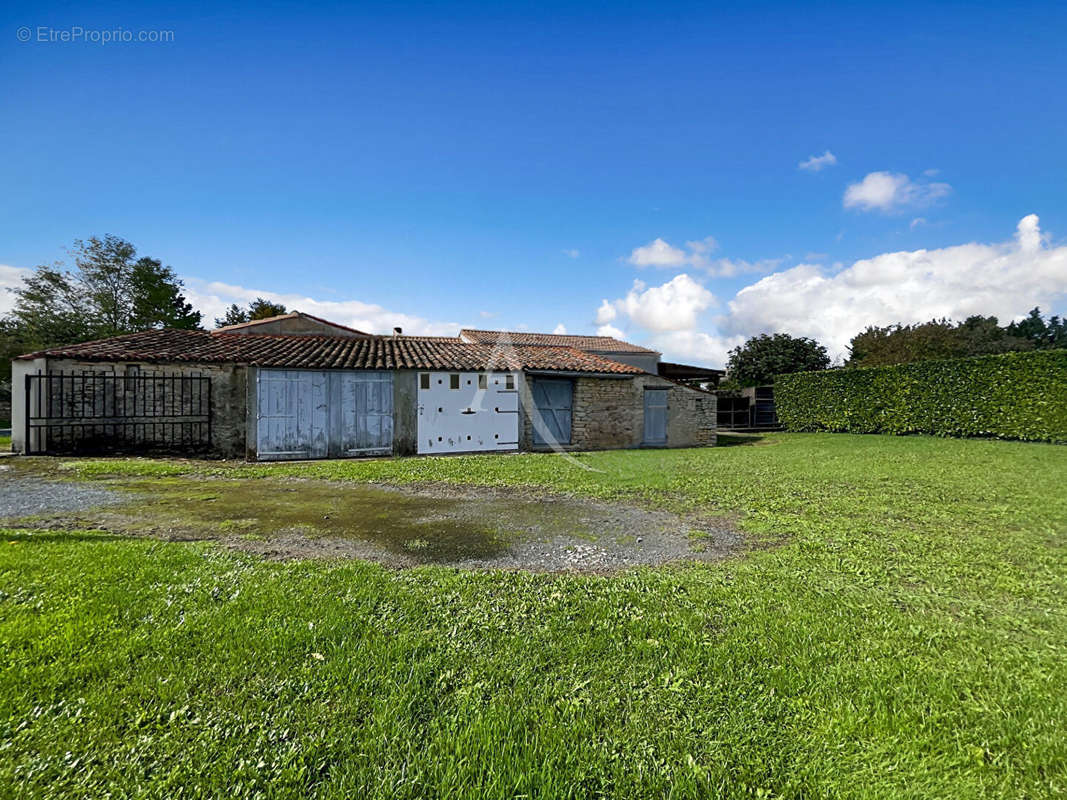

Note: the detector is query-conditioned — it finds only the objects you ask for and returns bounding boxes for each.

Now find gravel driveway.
[0,466,125,518]
[1,463,741,571]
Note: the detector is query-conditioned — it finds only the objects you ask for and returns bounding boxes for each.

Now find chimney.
[393,326,402,337]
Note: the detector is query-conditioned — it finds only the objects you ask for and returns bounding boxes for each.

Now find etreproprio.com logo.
[16,26,174,44]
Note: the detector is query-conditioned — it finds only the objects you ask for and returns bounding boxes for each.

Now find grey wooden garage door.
[531,378,573,445]
[643,388,668,445]
[256,370,393,460]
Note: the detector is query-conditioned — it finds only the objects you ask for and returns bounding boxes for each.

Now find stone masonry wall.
[521,374,716,451]
[23,358,248,458]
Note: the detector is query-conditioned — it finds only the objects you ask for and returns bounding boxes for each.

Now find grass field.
[2,433,1066,798]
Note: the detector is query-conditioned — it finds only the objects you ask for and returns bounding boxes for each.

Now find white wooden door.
[257,369,329,460]
[337,372,393,456]
[417,371,519,454]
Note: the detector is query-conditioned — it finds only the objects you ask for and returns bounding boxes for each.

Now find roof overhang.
[523,369,635,379]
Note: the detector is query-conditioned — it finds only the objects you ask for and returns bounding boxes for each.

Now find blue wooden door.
[643,388,668,445]
[257,369,393,460]
[531,378,573,445]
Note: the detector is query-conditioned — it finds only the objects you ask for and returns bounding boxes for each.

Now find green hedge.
[775,349,1067,442]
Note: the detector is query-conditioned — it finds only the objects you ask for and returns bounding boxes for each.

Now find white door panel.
[417,371,519,454]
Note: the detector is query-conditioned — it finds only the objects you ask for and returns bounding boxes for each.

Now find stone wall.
[520,373,716,451]
[12,358,248,458]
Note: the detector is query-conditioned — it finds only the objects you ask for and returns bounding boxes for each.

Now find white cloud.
[0,267,468,340]
[1016,212,1044,253]
[596,214,1067,368]
[798,150,838,172]
[0,265,32,315]
[705,257,785,278]
[603,274,716,333]
[596,324,626,339]
[725,214,1067,360]
[594,299,617,324]
[628,237,690,268]
[625,235,779,277]
[843,171,951,212]
[685,236,718,255]
[647,330,747,365]
[910,217,927,229]
[552,323,567,335]
[183,278,462,336]
[562,249,580,259]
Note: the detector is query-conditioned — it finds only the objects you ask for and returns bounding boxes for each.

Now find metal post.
[24,375,31,455]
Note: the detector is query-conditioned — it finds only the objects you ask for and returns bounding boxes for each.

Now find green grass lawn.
[2,434,1066,798]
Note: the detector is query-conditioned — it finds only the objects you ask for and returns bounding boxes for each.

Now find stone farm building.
[11,312,718,460]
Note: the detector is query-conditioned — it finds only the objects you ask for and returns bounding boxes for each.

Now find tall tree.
[1005,307,1067,349]
[129,257,202,330]
[725,333,830,386]
[214,298,288,328]
[1,236,201,379]
[73,235,139,337]
[5,265,91,349]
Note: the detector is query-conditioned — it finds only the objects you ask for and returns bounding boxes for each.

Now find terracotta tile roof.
[18,329,643,374]
[460,328,658,354]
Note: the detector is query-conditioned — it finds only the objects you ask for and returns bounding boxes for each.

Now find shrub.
[775,349,1067,442]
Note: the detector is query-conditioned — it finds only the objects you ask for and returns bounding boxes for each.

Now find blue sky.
[2,0,1066,365]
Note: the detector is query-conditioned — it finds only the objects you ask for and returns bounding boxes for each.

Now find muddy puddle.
[4,470,741,570]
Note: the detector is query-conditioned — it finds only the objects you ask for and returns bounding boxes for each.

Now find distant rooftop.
[214,311,371,337]
[459,328,658,354]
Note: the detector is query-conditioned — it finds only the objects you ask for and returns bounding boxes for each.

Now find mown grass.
[0,435,10,451]
[2,433,1066,798]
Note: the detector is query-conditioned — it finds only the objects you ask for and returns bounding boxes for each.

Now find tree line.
[0,236,287,384]
[3,234,1064,393]
[725,309,1067,387]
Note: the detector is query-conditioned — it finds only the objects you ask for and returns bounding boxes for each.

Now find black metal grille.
[716,386,780,431]
[25,372,212,455]
[716,396,752,429]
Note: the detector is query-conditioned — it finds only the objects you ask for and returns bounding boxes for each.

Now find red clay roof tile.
[17,329,644,375]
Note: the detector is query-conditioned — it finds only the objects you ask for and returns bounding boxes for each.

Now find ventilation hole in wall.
[437,436,443,442]
[466,435,471,440]
[467,379,472,385]
[438,407,443,413]
[438,379,443,384]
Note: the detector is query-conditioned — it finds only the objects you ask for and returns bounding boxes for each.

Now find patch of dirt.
[4,469,742,572]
